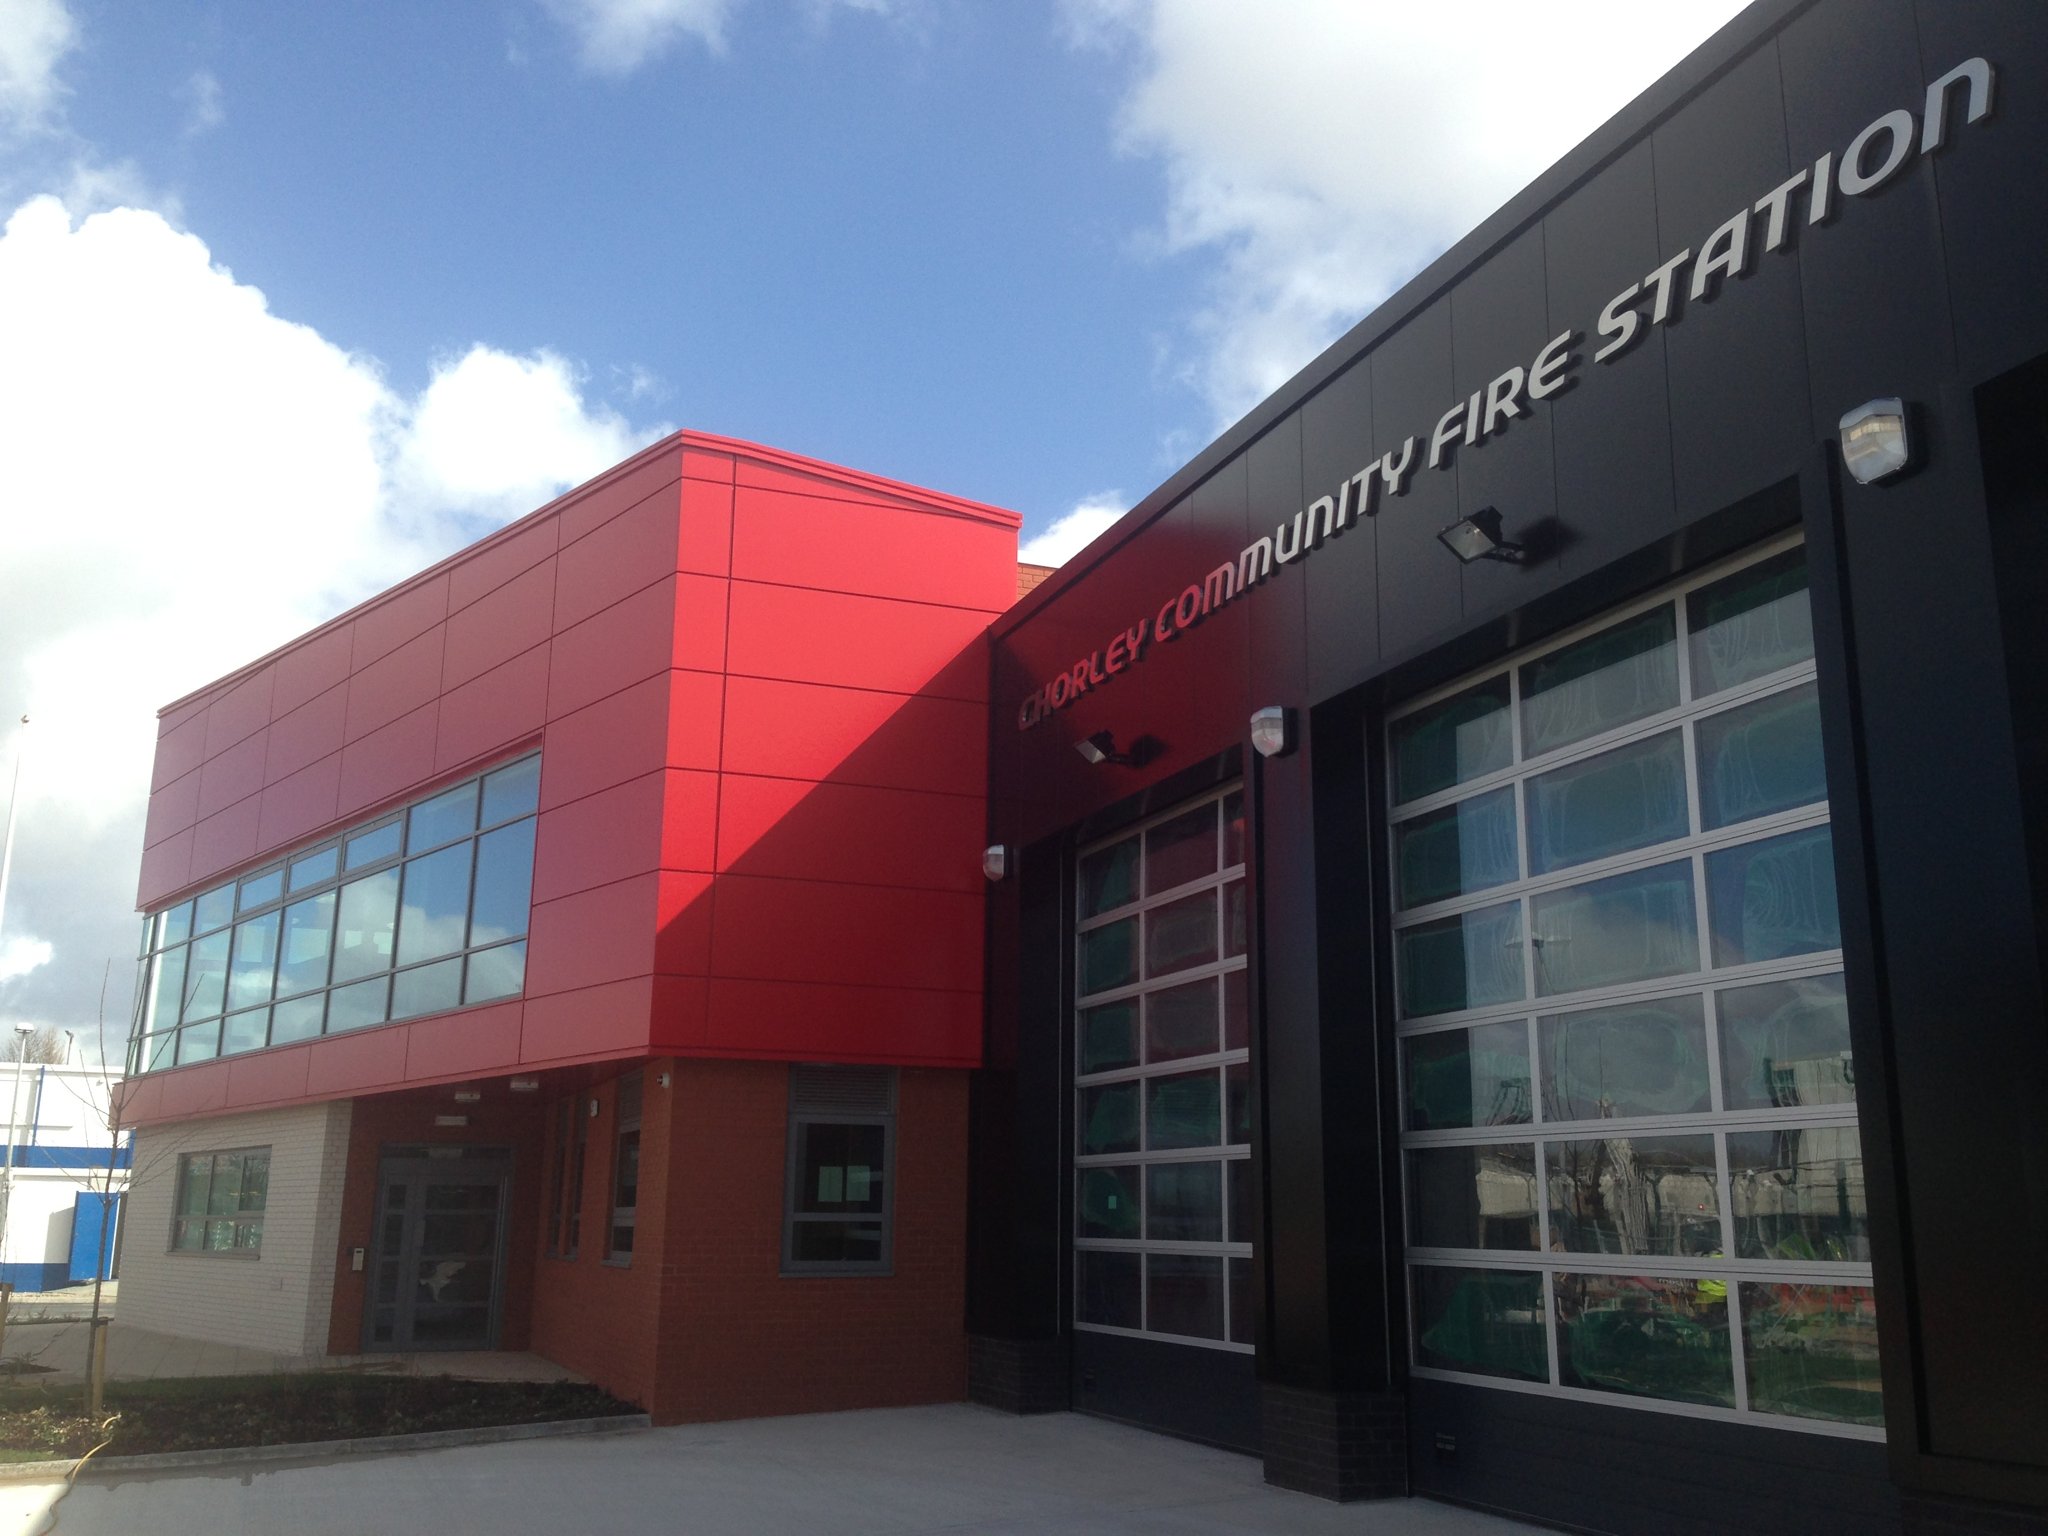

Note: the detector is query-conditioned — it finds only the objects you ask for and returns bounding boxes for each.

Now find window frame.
[129,752,539,1076]
[605,1074,642,1265]
[170,1146,271,1258]
[1385,535,1881,1441]
[781,1067,897,1277]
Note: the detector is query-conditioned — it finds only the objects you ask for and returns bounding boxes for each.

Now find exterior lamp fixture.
[1437,507,1526,564]
[1075,731,1133,767]
[982,845,1010,882]
[508,1078,540,1093]
[433,1114,469,1128]
[1250,706,1295,759]
[1839,397,1912,484]
[452,1089,482,1104]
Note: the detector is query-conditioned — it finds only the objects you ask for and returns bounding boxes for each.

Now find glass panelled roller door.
[1074,787,1253,1351]
[1388,538,1882,1436]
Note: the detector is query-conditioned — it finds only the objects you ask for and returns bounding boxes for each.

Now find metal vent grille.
[789,1064,896,1115]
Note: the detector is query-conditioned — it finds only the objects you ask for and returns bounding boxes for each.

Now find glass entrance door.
[366,1149,511,1351]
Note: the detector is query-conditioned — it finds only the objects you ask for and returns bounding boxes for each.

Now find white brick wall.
[119,1102,352,1357]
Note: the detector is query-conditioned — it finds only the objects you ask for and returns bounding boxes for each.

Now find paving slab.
[0,1403,1546,1536]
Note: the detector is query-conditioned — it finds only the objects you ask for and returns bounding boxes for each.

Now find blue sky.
[0,0,1745,1049]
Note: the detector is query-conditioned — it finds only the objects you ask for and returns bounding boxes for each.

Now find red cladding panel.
[345,627,446,741]
[667,671,724,774]
[555,488,682,630]
[434,643,548,773]
[305,1027,412,1097]
[720,677,986,798]
[519,976,654,1063]
[531,774,665,903]
[678,477,733,577]
[257,753,342,850]
[547,581,676,720]
[154,1065,231,1120]
[555,450,681,545]
[715,776,981,893]
[143,770,200,849]
[673,575,728,674]
[656,870,714,976]
[443,559,555,691]
[648,974,711,1050]
[702,978,980,1065]
[224,1045,313,1106]
[189,796,261,884]
[265,682,348,783]
[152,714,207,792]
[448,516,559,613]
[137,829,193,908]
[662,770,719,873]
[196,728,268,821]
[203,669,276,759]
[679,446,733,485]
[731,488,1011,609]
[725,583,990,701]
[271,625,353,717]
[526,874,660,996]
[336,702,439,819]
[404,1001,524,1080]
[351,574,449,672]
[733,456,922,507]
[710,875,983,992]
[539,673,670,809]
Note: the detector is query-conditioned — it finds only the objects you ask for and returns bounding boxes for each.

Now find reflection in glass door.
[366,1149,510,1351]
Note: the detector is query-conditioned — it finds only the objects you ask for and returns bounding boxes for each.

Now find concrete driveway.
[2,1403,1543,1536]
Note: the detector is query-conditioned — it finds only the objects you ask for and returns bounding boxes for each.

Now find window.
[1072,787,1251,1350]
[130,753,540,1076]
[172,1148,270,1254]
[783,1065,895,1274]
[1388,538,1880,1436]
[546,1098,587,1260]
[607,1074,642,1262]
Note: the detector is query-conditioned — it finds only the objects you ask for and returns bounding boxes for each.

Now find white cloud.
[0,0,76,133]
[0,937,53,985]
[1067,0,1751,428]
[542,0,740,71]
[1020,492,1127,568]
[0,195,670,1034]
[179,69,224,138]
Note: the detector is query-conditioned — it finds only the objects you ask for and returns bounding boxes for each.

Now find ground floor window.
[546,1097,586,1258]
[1073,786,1252,1350]
[172,1147,269,1254]
[783,1064,895,1273]
[607,1074,642,1262]
[1387,536,1880,1435]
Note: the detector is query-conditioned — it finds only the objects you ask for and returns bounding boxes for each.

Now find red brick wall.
[523,1064,673,1408]
[326,1090,547,1356]
[643,1058,969,1423]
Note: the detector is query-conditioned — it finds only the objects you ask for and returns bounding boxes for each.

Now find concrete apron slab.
[0,1404,1554,1536]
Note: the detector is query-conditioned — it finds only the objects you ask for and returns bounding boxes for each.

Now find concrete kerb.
[0,1412,653,1483]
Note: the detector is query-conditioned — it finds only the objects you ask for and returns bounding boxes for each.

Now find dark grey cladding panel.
[1368,296,1461,662]
[1916,0,2048,383]
[1780,0,1953,429]
[1246,415,1308,705]
[1650,40,1814,524]
[1300,359,1379,702]
[1543,138,1680,578]
[1447,222,1562,622]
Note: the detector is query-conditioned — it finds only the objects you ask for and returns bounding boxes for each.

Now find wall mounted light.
[982,844,1010,882]
[508,1078,539,1093]
[1075,731,1133,767]
[588,1098,600,1118]
[1437,507,1526,564]
[1839,397,1912,484]
[433,1114,469,1128]
[1250,706,1295,759]
[656,1071,672,1089]
[452,1089,482,1104]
